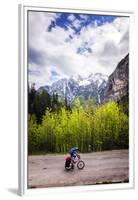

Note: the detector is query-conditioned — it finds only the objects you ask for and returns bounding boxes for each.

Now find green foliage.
[28,84,51,123]
[93,102,129,151]
[28,84,66,123]
[28,114,41,153]
[33,90,51,123]
[28,83,36,114]
[28,99,129,154]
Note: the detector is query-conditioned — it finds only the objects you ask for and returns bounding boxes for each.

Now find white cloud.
[28,12,129,89]
[28,11,59,50]
[79,14,89,21]
[72,19,82,29]
[68,14,76,22]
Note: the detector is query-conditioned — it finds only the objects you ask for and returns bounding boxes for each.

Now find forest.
[28,84,129,154]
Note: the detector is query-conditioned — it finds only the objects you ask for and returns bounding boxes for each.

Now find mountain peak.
[38,73,108,104]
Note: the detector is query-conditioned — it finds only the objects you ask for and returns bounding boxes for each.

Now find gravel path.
[28,149,129,188]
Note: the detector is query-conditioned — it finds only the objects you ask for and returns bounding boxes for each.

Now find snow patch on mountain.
[79,79,91,86]
[38,73,108,104]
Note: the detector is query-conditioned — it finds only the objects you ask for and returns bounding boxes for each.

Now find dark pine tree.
[28,83,36,114]
[34,90,51,123]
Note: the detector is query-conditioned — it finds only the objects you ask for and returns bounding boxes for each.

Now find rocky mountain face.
[101,54,129,106]
[39,73,108,104]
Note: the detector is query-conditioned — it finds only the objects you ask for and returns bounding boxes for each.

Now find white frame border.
[18,4,135,196]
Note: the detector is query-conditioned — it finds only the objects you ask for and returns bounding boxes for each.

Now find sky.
[28,11,129,89]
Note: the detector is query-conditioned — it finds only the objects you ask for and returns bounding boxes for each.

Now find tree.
[28,114,41,154]
[93,102,129,151]
[28,83,36,114]
[28,98,129,154]
[34,90,51,123]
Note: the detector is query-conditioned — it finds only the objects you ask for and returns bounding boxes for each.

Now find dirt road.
[28,149,129,188]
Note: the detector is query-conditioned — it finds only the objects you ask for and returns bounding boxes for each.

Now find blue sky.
[47,13,117,33]
[28,11,129,88]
